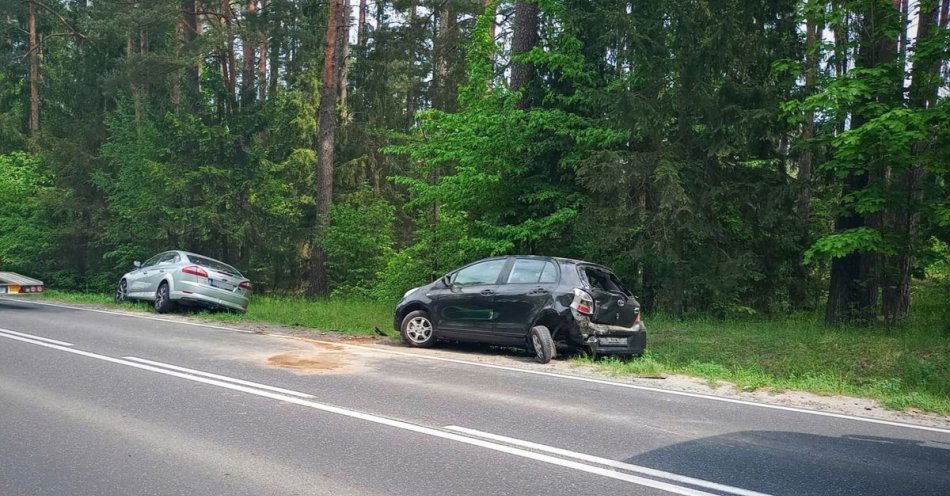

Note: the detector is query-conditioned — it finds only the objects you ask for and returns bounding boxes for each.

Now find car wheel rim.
[532,334,543,357]
[406,317,432,343]
[156,288,165,307]
[116,282,126,301]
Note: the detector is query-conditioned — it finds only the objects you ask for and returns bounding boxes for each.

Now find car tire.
[529,325,556,364]
[115,279,129,304]
[400,310,436,347]
[154,282,174,314]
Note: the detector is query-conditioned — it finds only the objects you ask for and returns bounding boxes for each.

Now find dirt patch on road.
[264,341,375,374]
[267,352,343,372]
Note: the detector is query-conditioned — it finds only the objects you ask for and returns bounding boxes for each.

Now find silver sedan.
[115,250,251,313]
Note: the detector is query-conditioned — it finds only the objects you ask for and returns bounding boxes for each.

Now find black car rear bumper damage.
[571,315,646,355]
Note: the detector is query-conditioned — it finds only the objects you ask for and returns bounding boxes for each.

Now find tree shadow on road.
[626,430,950,496]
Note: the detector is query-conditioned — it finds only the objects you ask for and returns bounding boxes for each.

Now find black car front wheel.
[529,325,556,364]
[400,310,436,347]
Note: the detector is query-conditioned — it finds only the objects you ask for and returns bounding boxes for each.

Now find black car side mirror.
[441,274,452,287]
[133,260,142,269]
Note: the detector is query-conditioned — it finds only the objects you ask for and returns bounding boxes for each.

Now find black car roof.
[502,255,610,271]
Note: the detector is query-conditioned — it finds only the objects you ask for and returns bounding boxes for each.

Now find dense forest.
[0,0,947,324]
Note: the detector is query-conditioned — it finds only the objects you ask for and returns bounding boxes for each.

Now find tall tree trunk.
[241,0,258,105]
[434,4,456,110]
[357,0,367,47]
[28,0,39,136]
[797,0,821,226]
[257,0,268,101]
[826,2,900,325]
[182,0,200,100]
[338,0,351,120]
[485,0,495,41]
[792,0,822,310]
[881,0,942,322]
[221,0,237,99]
[127,0,142,126]
[510,0,539,108]
[309,0,346,296]
[258,33,268,100]
[269,25,280,96]
[405,2,417,125]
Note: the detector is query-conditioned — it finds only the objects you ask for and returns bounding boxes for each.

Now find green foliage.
[805,227,889,264]
[0,152,54,273]
[320,188,396,296]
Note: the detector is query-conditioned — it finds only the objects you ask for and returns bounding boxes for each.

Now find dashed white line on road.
[0,327,74,346]
[122,356,316,398]
[445,425,771,496]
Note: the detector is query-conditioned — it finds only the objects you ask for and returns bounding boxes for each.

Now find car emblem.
[617,298,626,307]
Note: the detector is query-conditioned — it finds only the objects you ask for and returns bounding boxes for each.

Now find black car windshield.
[187,254,242,277]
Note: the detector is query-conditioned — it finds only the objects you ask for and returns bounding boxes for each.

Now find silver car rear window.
[186,255,242,277]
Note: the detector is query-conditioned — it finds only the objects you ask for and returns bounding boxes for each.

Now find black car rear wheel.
[529,325,556,364]
[154,282,174,314]
[401,310,436,347]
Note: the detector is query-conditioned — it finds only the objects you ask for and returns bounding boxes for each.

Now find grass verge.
[34,290,392,336]
[31,286,950,415]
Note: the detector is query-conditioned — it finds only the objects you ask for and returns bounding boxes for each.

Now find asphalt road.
[1,297,948,496]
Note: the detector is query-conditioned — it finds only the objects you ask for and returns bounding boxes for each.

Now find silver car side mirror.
[133,261,142,268]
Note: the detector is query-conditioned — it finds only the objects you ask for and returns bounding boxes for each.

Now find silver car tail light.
[182,265,208,278]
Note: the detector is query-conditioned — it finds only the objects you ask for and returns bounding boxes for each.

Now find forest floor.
[30,286,950,416]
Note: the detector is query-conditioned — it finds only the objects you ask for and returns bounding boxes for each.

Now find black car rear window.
[582,267,631,295]
[187,254,242,277]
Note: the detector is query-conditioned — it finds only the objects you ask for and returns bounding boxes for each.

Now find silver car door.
[130,254,161,294]
[143,252,178,294]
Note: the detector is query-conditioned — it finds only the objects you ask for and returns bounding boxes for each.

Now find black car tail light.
[571,288,595,315]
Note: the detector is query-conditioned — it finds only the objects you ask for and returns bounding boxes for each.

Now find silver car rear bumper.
[172,281,249,312]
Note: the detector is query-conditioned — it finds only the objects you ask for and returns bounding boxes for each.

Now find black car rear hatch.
[579,265,638,327]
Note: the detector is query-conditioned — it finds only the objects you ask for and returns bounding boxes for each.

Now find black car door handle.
[529,288,549,295]
[480,289,495,296]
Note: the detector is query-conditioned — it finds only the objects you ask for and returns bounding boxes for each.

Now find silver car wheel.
[115,280,128,303]
[155,285,166,308]
[532,334,543,358]
[405,316,432,344]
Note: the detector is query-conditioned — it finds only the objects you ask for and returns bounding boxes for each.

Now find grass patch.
[33,284,950,415]
[35,290,393,336]
[578,284,950,415]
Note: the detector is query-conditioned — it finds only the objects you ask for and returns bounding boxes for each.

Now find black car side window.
[507,259,547,284]
[454,259,507,286]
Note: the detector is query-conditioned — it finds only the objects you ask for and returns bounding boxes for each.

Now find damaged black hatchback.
[394,256,645,363]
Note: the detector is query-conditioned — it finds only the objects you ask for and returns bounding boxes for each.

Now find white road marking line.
[122,356,315,399]
[1,332,725,496]
[8,297,950,435]
[0,328,74,346]
[0,297,255,333]
[445,426,771,496]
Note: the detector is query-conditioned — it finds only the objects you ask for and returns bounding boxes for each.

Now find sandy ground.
[21,298,950,430]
